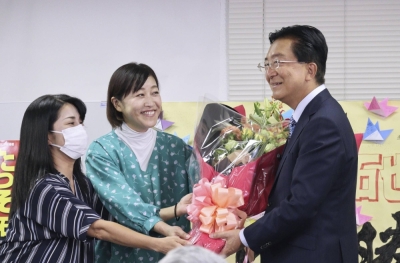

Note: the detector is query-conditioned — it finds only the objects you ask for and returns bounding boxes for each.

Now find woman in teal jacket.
[85,63,198,263]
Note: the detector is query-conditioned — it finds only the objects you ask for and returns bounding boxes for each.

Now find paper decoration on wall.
[181,134,190,144]
[173,132,190,144]
[154,119,174,130]
[362,118,393,143]
[364,97,398,117]
[154,111,174,131]
[282,109,294,120]
[356,205,373,226]
[160,119,174,130]
[354,133,363,153]
[233,105,246,116]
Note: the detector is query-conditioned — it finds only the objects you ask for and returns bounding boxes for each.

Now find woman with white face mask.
[85,63,198,263]
[0,94,189,263]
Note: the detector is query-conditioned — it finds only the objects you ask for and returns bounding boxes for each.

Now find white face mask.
[51,124,88,160]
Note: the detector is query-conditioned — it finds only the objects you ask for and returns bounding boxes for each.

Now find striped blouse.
[0,173,108,263]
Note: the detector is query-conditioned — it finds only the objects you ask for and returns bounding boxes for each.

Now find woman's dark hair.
[10,94,89,216]
[107,62,159,128]
[269,25,328,85]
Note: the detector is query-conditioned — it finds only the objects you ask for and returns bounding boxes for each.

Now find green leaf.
[254,102,262,116]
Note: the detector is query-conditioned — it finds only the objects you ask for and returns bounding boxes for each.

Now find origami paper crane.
[364,97,398,117]
[356,205,372,226]
[174,132,191,144]
[362,118,393,143]
[354,133,363,153]
[154,111,174,131]
[282,109,294,119]
[154,119,174,130]
[233,105,246,116]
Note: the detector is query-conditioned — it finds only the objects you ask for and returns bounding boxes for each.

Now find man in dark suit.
[211,25,359,263]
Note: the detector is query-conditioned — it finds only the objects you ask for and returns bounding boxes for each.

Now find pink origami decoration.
[356,205,373,226]
[364,97,398,117]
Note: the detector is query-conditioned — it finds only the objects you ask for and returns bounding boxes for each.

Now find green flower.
[213,148,228,161]
[264,143,276,153]
[249,98,284,129]
[224,140,238,152]
[241,127,254,141]
[254,133,267,143]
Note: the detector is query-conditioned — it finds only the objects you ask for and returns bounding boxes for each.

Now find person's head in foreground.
[159,245,227,263]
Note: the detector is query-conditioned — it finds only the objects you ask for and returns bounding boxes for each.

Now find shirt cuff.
[239,228,249,247]
[144,215,163,235]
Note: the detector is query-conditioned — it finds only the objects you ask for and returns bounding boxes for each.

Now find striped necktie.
[288,116,297,139]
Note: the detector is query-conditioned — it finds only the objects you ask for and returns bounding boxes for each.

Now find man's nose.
[266,67,277,77]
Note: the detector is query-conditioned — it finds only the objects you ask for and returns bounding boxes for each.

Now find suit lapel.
[271,89,332,191]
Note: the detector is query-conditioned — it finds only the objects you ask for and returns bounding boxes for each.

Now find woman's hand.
[159,193,193,221]
[153,221,191,239]
[88,219,190,253]
[176,193,192,217]
[154,236,190,254]
[165,225,191,240]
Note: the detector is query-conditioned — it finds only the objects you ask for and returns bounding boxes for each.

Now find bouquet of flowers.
[187,98,289,252]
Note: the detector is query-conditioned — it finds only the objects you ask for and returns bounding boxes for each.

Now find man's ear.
[111,97,122,112]
[306,62,317,81]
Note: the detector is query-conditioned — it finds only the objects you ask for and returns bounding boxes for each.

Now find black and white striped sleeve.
[22,179,101,242]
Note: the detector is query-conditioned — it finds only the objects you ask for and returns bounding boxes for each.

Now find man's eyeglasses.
[257,60,306,72]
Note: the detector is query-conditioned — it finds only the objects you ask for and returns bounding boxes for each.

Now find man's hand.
[210,229,243,257]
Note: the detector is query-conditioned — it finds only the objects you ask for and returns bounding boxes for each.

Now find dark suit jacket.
[243,89,359,263]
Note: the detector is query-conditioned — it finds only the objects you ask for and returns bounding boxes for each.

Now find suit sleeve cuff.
[239,228,249,247]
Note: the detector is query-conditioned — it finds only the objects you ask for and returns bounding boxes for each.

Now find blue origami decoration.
[363,118,392,143]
